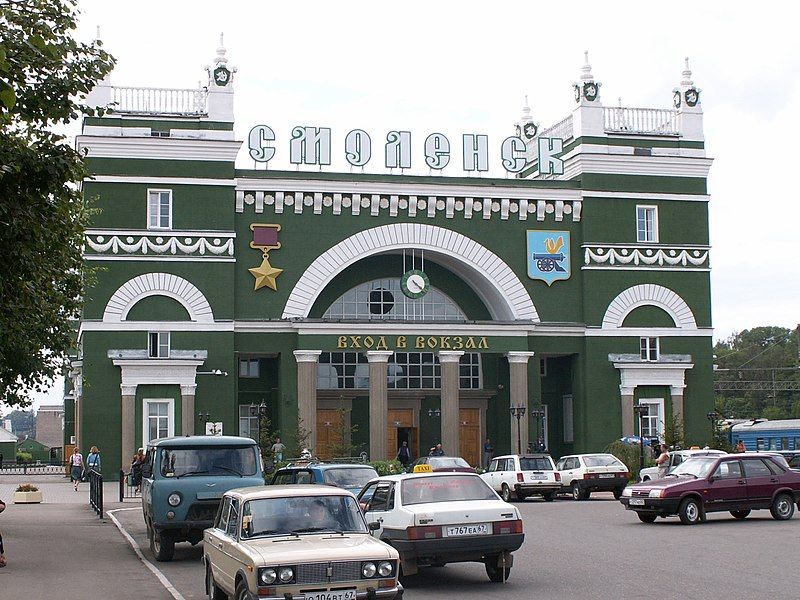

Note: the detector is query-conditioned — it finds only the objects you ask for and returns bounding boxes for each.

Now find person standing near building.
[735,440,746,453]
[429,443,445,457]
[271,437,286,463]
[482,437,494,468]
[396,441,411,467]
[0,497,6,567]
[656,444,670,478]
[86,446,101,474]
[69,447,84,491]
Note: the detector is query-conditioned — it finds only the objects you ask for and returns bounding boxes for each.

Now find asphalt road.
[114,492,800,600]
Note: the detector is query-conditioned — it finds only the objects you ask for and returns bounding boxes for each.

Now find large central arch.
[282,223,539,321]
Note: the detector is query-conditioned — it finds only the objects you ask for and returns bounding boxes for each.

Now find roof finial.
[215,32,228,66]
[581,50,594,81]
[95,25,101,42]
[521,95,533,123]
[681,56,693,86]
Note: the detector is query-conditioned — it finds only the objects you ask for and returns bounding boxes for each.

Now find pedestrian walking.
[656,444,670,478]
[130,448,145,492]
[482,437,494,468]
[396,441,411,467]
[69,447,84,491]
[0,497,6,568]
[86,446,102,474]
[271,437,286,463]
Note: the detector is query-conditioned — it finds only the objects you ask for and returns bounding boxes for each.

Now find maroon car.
[620,453,800,525]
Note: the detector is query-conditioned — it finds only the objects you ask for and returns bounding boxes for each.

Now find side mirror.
[708,475,717,483]
[368,521,381,531]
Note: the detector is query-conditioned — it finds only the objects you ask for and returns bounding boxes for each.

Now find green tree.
[0,1,114,407]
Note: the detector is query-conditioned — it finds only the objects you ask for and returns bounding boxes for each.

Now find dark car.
[620,454,800,525]
[408,456,474,473]
[270,462,379,495]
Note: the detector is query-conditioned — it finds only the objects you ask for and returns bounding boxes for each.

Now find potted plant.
[13,483,43,504]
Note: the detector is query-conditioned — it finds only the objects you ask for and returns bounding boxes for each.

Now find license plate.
[629,498,645,506]
[444,523,490,537]
[597,474,614,478]
[305,590,356,600]
[529,473,547,480]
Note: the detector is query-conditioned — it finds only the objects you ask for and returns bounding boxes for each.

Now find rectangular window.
[636,205,658,242]
[562,394,574,443]
[540,357,547,377]
[640,337,659,361]
[148,331,170,358]
[147,189,172,229]
[756,438,765,451]
[144,399,173,445]
[238,404,260,440]
[238,358,260,378]
[638,398,665,438]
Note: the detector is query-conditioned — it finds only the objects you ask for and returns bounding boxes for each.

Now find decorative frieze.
[583,244,709,270]
[85,230,235,260]
[235,190,582,223]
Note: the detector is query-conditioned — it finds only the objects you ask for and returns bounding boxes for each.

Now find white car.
[358,472,524,582]
[639,449,726,482]
[481,454,561,502]
[556,453,630,500]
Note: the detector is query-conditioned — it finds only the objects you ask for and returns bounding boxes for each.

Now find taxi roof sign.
[413,464,434,473]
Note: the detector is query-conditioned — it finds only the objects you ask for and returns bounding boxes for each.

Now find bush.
[15,451,32,464]
[15,483,39,492]
[605,440,654,482]
[370,460,404,476]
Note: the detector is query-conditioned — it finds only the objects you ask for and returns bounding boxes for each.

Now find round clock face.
[401,269,430,299]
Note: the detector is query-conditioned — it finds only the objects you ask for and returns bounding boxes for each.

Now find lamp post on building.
[509,405,527,454]
[706,410,719,448]
[633,404,649,475]
[530,407,546,451]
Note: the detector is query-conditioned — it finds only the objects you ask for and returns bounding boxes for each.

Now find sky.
[22,0,800,409]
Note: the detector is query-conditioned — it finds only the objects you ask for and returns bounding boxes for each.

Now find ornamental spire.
[580,50,594,82]
[215,31,228,66]
[521,95,533,123]
[681,56,693,87]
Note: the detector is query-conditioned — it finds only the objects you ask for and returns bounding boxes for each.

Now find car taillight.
[517,473,524,482]
[554,472,561,482]
[406,525,441,540]
[584,473,592,479]
[621,472,630,480]
[492,519,523,535]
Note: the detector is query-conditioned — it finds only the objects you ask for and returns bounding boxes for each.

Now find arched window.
[323,279,466,321]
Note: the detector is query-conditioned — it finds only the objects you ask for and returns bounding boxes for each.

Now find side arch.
[103,273,214,323]
[282,223,539,321]
[602,284,697,329]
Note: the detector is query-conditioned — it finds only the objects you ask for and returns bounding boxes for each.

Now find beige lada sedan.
[204,485,403,600]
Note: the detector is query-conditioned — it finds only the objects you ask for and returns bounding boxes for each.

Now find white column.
[294,351,322,454]
[367,351,393,461]
[507,352,535,454]
[438,351,464,458]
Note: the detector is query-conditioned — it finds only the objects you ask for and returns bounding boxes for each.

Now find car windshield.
[240,495,367,538]
[401,474,496,505]
[670,457,718,478]
[427,457,471,469]
[583,455,624,468]
[520,457,553,471]
[322,467,379,488]
[159,446,258,477]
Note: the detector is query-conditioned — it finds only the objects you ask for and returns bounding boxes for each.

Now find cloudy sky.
[25,0,800,408]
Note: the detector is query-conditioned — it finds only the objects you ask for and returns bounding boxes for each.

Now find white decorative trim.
[437,350,465,363]
[602,284,697,330]
[75,135,241,162]
[180,384,197,396]
[120,384,138,396]
[282,224,539,322]
[581,191,709,202]
[587,327,712,337]
[88,175,236,187]
[103,273,214,323]
[112,358,205,388]
[583,244,709,270]
[505,351,535,363]
[293,350,322,363]
[366,351,394,363]
[612,361,694,393]
[85,230,235,260]
[142,398,175,445]
[562,154,713,179]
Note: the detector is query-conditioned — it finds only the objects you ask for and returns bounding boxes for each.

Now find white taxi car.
[481,454,561,502]
[358,472,524,582]
[204,485,403,600]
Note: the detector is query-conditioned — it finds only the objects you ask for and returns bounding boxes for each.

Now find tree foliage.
[714,326,800,420]
[0,1,114,407]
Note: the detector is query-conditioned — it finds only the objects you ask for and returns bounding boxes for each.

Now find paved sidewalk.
[0,479,168,599]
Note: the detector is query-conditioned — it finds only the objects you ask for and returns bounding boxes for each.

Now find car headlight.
[361,562,377,578]
[649,489,665,498]
[259,568,277,585]
[167,492,181,507]
[621,487,632,497]
[278,567,294,583]
[377,561,393,577]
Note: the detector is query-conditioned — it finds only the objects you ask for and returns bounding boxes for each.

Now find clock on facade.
[673,90,682,108]
[400,269,430,299]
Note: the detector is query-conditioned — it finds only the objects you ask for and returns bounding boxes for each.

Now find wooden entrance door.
[388,408,415,461]
[316,409,344,460]
[459,408,481,467]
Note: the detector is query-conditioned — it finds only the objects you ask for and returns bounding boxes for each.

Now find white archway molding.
[282,223,539,322]
[103,273,214,323]
[602,284,697,329]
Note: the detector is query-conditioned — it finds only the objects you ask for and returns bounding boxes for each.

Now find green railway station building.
[69,45,714,473]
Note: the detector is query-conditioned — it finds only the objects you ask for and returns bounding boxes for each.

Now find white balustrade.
[604,107,679,135]
[110,86,208,115]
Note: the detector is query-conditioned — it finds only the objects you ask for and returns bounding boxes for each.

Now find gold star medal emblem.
[249,224,283,291]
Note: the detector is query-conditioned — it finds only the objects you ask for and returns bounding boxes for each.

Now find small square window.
[238,358,260,378]
[148,189,172,230]
[640,337,659,361]
[636,205,658,243]
[148,332,170,358]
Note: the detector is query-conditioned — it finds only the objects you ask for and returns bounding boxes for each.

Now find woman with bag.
[69,447,84,491]
[86,446,102,474]
[0,497,6,567]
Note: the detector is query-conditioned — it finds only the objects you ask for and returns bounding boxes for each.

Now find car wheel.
[501,483,515,502]
[485,558,512,583]
[637,512,657,523]
[543,492,556,502]
[730,510,751,520]
[678,497,702,525]
[571,482,583,501]
[235,579,252,600]
[206,565,226,600]
[770,493,795,521]
[150,529,175,561]
[613,488,624,500]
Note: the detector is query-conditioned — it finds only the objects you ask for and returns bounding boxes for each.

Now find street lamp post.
[706,410,719,448]
[530,407,546,451]
[509,405,527,454]
[632,404,649,475]
[197,412,212,435]
[250,402,269,460]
